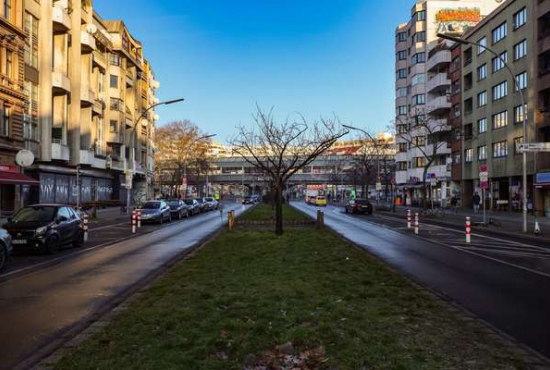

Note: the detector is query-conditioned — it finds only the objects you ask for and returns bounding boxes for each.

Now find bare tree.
[231,107,348,235]
[394,108,451,208]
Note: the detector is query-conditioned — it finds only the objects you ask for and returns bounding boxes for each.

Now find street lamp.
[343,125,382,205]
[437,33,529,233]
[126,98,185,213]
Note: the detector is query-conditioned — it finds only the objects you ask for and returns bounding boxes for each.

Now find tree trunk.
[275,182,284,235]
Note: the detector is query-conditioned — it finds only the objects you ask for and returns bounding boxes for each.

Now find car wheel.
[73,230,85,247]
[46,236,60,255]
[160,215,164,224]
[345,207,348,213]
[0,245,7,271]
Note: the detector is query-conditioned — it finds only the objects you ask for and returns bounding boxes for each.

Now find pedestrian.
[450,195,458,213]
[472,192,481,214]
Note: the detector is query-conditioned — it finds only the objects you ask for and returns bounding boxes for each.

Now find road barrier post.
[137,209,142,228]
[83,214,89,242]
[316,210,324,229]
[407,209,412,229]
[414,213,419,236]
[228,210,235,230]
[466,217,471,244]
[132,211,136,234]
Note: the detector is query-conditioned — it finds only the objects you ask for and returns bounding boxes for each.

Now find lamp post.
[438,33,529,233]
[343,125,381,204]
[126,98,184,213]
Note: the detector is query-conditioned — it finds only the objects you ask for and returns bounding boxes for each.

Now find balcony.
[81,87,95,107]
[427,50,451,73]
[52,141,70,161]
[92,50,107,69]
[426,95,451,115]
[81,31,96,53]
[52,72,71,95]
[426,73,451,94]
[80,148,95,165]
[52,4,71,32]
[92,99,104,116]
[539,32,550,55]
[126,74,134,88]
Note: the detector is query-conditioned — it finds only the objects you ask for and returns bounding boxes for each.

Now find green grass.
[54,207,529,370]
[238,202,309,222]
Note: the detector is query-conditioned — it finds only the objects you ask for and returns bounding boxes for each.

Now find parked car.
[204,197,219,210]
[345,199,373,215]
[251,195,260,203]
[4,204,84,254]
[165,199,189,219]
[242,196,254,205]
[184,199,201,215]
[0,228,12,271]
[196,198,209,212]
[139,201,172,224]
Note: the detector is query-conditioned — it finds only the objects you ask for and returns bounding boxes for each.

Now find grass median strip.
[55,204,530,369]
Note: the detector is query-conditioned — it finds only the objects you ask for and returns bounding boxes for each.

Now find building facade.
[394,0,502,207]
[461,0,537,212]
[19,0,159,211]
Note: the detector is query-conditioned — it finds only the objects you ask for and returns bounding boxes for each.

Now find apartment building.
[449,42,463,203]
[394,0,502,207]
[20,0,159,208]
[461,0,537,212]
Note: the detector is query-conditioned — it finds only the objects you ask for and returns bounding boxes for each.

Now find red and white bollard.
[414,213,419,236]
[131,211,136,234]
[83,214,89,242]
[407,209,412,229]
[466,217,471,244]
[137,209,142,228]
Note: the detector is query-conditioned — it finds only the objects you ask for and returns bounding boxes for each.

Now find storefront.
[535,172,550,217]
[0,165,40,217]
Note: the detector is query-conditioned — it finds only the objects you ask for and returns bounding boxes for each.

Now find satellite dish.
[16,149,35,168]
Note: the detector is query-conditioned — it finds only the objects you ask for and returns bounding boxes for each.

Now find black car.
[0,228,12,271]
[196,198,208,213]
[184,199,201,215]
[139,201,172,224]
[165,199,189,219]
[345,199,373,215]
[4,205,84,254]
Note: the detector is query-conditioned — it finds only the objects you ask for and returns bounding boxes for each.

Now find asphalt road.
[0,202,249,370]
[292,201,550,360]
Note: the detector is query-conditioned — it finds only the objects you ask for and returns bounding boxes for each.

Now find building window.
[3,0,10,21]
[465,148,473,163]
[397,124,408,134]
[397,162,407,171]
[453,151,461,164]
[397,50,407,61]
[413,31,426,43]
[514,7,527,30]
[397,32,407,42]
[493,141,508,158]
[477,64,487,80]
[411,73,425,86]
[24,13,39,69]
[492,51,507,73]
[413,136,426,147]
[515,72,527,90]
[514,137,523,155]
[0,106,9,137]
[396,69,407,79]
[110,120,118,133]
[396,87,407,98]
[478,118,487,134]
[477,37,487,55]
[415,10,426,22]
[98,71,105,93]
[492,111,508,129]
[514,40,527,61]
[514,104,527,124]
[477,91,487,107]
[397,106,408,116]
[412,94,425,105]
[110,74,118,89]
[414,157,426,168]
[398,143,407,153]
[5,50,12,78]
[478,146,487,161]
[411,52,426,65]
[110,54,121,67]
[492,81,508,101]
[492,22,507,44]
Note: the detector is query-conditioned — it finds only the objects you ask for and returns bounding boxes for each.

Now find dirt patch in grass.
[54,208,531,370]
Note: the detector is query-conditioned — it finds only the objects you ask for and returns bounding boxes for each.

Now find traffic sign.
[480,172,488,182]
[479,165,487,172]
[376,182,382,191]
[430,178,437,187]
[517,143,550,153]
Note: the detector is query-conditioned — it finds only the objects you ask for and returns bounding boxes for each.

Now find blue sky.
[94,0,413,143]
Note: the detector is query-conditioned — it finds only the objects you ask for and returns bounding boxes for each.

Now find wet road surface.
[292,201,550,359]
[0,203,249,370]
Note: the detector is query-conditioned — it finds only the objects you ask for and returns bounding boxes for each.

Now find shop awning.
[0,171,39,185]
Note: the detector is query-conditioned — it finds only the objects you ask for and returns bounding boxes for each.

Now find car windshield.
[184,199,194,205]
[355,200,370,205]
[12,206,57,223]
[205,198,214,202]
[196,199,204,204]
[142,202,161,209]
[167,201,180,207]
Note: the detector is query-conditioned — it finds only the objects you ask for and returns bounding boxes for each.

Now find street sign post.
[517,143,550,153]
[479,165,488,223]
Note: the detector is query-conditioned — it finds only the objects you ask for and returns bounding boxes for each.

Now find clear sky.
[94,0,413,143]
